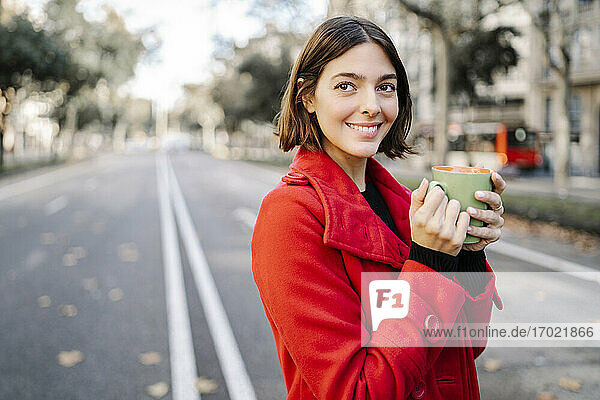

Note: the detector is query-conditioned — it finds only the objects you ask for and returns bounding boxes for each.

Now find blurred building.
[328,0,600,176]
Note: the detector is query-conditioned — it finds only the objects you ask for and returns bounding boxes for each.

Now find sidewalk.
[377,157,600,205]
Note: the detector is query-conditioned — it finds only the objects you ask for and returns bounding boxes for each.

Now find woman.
[251,16,506,400]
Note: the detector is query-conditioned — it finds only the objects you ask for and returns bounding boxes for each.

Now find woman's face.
[303,42,399,161]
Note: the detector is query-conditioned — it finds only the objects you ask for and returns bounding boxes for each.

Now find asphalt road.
[0,150,598,399]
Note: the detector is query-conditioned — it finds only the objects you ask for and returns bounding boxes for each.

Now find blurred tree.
[43,0,146,147]
[0,14,71,167]
[396,0,520,165]
[211,26,298,133]
[519,0,571,190]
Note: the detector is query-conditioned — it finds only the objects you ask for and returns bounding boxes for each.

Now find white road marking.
[156,155,200,400]
[487,241,600,283]
[167,156,258,400]
[44,195,68,216]
[233,207,258,229]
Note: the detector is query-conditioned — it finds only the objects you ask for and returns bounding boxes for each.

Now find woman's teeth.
[347,123,378,133]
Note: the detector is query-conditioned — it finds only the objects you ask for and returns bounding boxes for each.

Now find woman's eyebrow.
[330,72,397,82]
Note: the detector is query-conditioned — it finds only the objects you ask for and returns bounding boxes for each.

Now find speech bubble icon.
[369,280,410,332]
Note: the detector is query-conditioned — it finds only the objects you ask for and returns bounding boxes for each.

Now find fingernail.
[467,226,472,232]
[475,191,484,198]
[467,207,476,214]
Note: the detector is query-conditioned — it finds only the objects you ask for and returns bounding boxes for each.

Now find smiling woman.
[252,16,505,400]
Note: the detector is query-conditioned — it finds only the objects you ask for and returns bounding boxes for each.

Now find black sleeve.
[408,242,458,273]
[456,249,489,296]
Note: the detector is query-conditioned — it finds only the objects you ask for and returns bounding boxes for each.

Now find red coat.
[251,147,503,399]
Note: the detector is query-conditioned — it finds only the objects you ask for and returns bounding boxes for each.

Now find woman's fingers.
[440,199,461,239]
[455,211,470,241]
[466,225,501,240]
[474,191,503,212]
[467,207,505,226]
[409,178,428,217]
[491,171,506,195]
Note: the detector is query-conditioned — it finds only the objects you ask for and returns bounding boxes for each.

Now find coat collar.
[289,147,412,268]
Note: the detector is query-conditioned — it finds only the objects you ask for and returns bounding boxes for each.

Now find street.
[0,150,598,399]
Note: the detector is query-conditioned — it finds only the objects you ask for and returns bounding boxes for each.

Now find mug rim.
[432,165,492,174]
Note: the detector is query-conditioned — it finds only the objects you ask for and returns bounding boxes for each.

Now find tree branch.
[395,0,444,29]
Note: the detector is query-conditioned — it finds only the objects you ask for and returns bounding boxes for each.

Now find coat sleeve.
[251,186,468,400]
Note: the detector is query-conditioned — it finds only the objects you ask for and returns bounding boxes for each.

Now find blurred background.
[1,0,599,399]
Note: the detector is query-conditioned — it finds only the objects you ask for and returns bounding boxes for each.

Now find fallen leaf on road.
[108,288,124,302]
[6,269,16,281]
[558,376,581,392]
[58,304,78,317]
[41,232,57,245]
[534,291,546,302]
[118,242,139,262]
[38,295,51,308]
[536,392,557,400]
[82,278,98,291]
[138,352,161,365]
[57,350,84,367]
[91,221,105,234]
[62,253,77,267]
[483,359,503,372]
[195,376,218,394]
[145,382,169,399]
[69,247,86,259]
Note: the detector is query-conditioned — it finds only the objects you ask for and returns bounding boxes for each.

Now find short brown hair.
[275,16,415,159]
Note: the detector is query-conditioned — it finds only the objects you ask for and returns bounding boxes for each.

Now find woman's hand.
[409,178,470,257]
[462,170,507,251]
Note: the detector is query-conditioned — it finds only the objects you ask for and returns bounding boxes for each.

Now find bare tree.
[521,0,573,190]
[395,0,518,165]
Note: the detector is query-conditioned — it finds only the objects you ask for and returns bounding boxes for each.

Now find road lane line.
[234,206,598,283]
[233,207,257,230]
[487,241,600,283]
[44,195,68,216]
[156,155,201,400]
[167,156,258,400]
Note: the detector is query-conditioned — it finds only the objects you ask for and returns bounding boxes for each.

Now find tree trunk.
[553,66,570,191]
[432,25,449,166]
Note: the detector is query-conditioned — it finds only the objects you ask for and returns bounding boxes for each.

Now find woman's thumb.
[411,178,428,206]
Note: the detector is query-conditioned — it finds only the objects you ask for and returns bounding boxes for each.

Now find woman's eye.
[334,82,355,92]
[379,83,396,92]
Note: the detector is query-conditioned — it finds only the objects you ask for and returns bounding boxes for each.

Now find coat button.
[281,171,309,185]
[423,314,442,344]
[413,381,425,399]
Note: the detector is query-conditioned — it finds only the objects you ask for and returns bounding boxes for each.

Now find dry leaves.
[40,232,57,245]
[195,376,218,394]
[483,358,503,372]
[504,215,599,253]
[57,350,84,367]
[91,221,105,234]
[118,242,139,262]
[536,392,557,400]
[138,352,161,366]
[558,376,582,392]
[69,246,86,259]
[58,304,78,317]
[145,381,169,399]
[108,288,124,302]
[62,253,78,267]
[82,277,98,291]
[37,295,51,308]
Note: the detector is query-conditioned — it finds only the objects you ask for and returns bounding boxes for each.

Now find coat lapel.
[289,147,412,269]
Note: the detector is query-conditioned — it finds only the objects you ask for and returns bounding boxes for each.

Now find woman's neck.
[323,140,368,192]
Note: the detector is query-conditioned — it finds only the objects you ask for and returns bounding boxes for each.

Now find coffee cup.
[427,166,493,244]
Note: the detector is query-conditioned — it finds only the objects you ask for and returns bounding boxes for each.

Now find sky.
[76,0,327,108]
[21,0,327,107]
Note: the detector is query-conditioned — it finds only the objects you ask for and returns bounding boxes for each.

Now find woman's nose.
[360,90,381,117]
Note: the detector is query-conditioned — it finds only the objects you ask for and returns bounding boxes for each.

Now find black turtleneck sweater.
[360,177,489,296]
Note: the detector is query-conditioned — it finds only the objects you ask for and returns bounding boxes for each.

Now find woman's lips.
[345,122,382,138]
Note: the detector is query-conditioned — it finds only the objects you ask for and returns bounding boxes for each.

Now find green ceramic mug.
[427,166,493,244]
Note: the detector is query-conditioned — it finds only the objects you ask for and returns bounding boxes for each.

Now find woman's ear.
[301,92,316,114]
